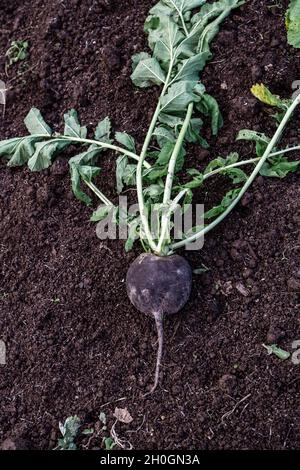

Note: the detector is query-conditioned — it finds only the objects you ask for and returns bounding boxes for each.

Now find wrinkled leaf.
[28,139,69,171]
[197,93,223,135]
[236,130,270,157]
[131,57,166,88]
[95,117,112,143]
[173,52,210,83]
[153,126,176,147]
[251,83,289,109]
[204,152,239,173]
[160,81,204,115]
[115,131,136,152]
[260,155,300,178]
[24,108,52,136]
[204,188,241,219]
[286,0,300,48]
[90,205,114,222]
[64,109,87,139]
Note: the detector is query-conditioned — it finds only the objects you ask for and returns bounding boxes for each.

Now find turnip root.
[126,253,192,394]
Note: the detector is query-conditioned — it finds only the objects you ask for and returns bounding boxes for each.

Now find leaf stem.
[156,103,194,254]
[28,133,151,169]
[171,92,300,251]
[170,0,189,36]
[83,180,114,206]
[135,58,175,252]
[58,135,151,169]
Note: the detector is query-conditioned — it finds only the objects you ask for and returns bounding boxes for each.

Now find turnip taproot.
[126,253,192,393]
[1,1,300,395]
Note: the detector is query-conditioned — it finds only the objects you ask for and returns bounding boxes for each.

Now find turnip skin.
[126,253,192,316]
[126,253,192,393]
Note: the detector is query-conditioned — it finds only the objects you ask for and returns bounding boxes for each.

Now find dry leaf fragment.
[113,407,133,424]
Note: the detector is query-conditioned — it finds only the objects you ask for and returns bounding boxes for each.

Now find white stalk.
[171,92,300,251]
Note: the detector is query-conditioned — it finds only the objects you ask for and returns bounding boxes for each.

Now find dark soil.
[0,0,300,451]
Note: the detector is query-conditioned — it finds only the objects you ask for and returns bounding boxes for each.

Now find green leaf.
[78,165,101,183]
[143,184,164,200]
[116,156,128,193]
[125,217,141,252]
[177,0,243,58]
[95,117,112,144]
[286,0,300,48]
[196,93,223,135]
[115,131,136,152]
[204,152,239,173]
[28,139,69,171]
[64,109,87,139]
[59,415,80,438]
[131,57,166,88]
[155,141,186,172]
[132,52,151,71]
[146,165,168,181]
[24,108,52,136]
[69,146,102,167]
[173,52,210,83]
[0,137,37,166]
[144,3,178,51]
[183,171,204,189]
[165,0,206,15]
[69,163,101,206]
[263,344,291,360]
[225,167,248,183]
[58,415,81,450]
[158,113,185,128]
[90,206,113,222]
[153,19,184,68]
[70,163,92,205]
[185,117,208,147]
[260,155,300,178]
[236,130,270,157]
[103,437,116,450]
[156,141,175,165]
[160,81,204,115]
[82,428,94,436]
[153,126,176,148]
[204,188,241,219]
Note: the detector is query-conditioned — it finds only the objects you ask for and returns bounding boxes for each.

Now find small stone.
[221,281,233,296]
[235,282,250,297]
[0,438,30,450]
[219,374,237,393]
[287,278,300,292]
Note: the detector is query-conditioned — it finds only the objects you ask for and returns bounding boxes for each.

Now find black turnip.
[126,253,192,394]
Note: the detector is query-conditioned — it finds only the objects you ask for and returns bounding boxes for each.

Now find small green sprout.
[103,437,116,450]
[57,415,81,450]
[5,40,29,73]
[263,343,291,360]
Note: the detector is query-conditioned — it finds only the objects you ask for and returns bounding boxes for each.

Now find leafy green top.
[0,1,299,256]
[286,0,300,48]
